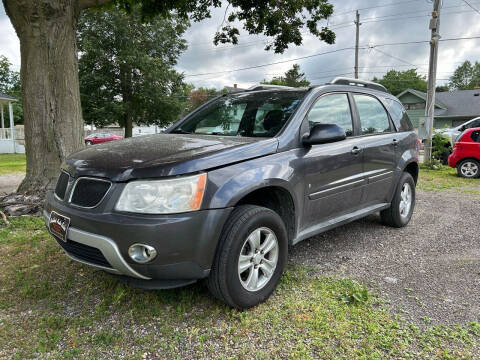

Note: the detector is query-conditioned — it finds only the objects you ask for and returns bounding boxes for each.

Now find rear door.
[351,93,397,206]
[301,93,365,229]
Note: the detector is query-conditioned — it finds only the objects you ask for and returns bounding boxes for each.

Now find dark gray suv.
[45,78,419,308]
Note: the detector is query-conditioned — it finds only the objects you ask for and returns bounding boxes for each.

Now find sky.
[1,0,480,90]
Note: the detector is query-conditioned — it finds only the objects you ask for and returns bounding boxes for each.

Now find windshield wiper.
[208,132,230,136]
[170,129,191,134]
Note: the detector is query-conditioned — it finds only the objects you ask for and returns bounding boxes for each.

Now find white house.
[0,92,25,154]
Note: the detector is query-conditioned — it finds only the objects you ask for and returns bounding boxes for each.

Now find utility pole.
[354,10,361,79]
[424,0,442,163]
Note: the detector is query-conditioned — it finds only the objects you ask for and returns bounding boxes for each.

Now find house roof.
[435,90,480,117]
[397,88,447,109]
[397,88,480,118]
[0,92,17,102]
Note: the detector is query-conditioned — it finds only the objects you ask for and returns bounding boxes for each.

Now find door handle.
[392,139,399,146]
[351,146,361,155]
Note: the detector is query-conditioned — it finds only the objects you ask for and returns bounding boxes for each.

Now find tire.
[380,172,416,228]
[207,205,288,309]
[85,141,93,146]
[457,159,480,178]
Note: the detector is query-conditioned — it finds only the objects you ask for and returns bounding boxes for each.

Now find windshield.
[171,91,306,137]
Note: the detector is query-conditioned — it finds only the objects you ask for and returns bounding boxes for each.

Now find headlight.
[115,173,207,214]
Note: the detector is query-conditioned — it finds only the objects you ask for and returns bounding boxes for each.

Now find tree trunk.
[120,63,133,138]
[3,0,84,193]
[124,113,133,138]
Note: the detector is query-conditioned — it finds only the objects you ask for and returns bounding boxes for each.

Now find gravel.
[0,173,24,195]
[290,189,480,326]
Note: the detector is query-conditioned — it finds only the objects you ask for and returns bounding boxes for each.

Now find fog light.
[128,243,157,264]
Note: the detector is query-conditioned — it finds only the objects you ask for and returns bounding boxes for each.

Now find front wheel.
[381,172,416,228]
[457,159,480,178]
[85,141,93,146]
[207,205,288,309]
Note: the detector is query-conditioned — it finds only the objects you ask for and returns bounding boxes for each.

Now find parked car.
[45,78,419,309]
[85,133,123,145]
[436,117,480,144]
[448,127,480,178]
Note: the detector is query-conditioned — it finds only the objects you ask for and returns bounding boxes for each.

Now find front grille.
[55,237,112,268]
[54,172,69,200]
[70,178,111,208]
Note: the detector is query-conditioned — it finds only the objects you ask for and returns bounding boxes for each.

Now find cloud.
[0,11,20,71]
[2,0,480,88]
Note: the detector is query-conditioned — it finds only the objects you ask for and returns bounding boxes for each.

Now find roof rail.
[248,84,298,91]
[330,77,388,93]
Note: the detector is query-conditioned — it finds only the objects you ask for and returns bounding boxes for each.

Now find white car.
[436,117,480,144]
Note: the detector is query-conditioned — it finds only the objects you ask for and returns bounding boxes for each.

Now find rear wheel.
[381,172,416,228]
[207,205,288,309]
[457,159,480,178]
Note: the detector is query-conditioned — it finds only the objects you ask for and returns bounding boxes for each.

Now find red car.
[448,127,480,178]
[84,133,123,146]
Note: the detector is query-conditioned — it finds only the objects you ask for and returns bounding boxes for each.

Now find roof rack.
[248,84,298,91]
[330,77,388,93]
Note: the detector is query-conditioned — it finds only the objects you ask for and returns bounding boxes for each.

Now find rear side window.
[353,94,391,135]
[383,98,414,131]
[471,130,480,143]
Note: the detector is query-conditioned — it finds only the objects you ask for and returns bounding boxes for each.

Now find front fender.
[203,150,302,212]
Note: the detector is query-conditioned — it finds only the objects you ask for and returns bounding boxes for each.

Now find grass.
[0,153,26,175]
[417,165,480,194]
[0,153,479,194]
[0,217,479,359]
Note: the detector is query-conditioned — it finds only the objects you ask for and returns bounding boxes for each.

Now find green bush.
[432,133,452,165]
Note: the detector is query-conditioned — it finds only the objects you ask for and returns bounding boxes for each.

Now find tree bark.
[120,63,133,138]
[3,0,86,193]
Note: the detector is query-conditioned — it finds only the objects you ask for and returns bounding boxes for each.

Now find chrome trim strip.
[64,252,122,275]
[309,179,365,200]
[368,170,394,181]
[43,210,150,280]
[68,176,112,209]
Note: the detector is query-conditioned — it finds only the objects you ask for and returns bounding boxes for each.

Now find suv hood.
[64,134,278,181]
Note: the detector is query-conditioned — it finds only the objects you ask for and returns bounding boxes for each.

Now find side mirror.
[302,124,346,146]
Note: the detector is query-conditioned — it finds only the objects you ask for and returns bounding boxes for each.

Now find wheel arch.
[403,161,419,184]
[233,184,297,243]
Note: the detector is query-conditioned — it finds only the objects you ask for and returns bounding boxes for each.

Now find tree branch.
[79,0,112,10]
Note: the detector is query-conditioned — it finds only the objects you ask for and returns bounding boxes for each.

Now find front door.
[351,93,397,206]
[301,93,364,229]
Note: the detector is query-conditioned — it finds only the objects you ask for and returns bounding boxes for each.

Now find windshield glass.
[172,91,306,137]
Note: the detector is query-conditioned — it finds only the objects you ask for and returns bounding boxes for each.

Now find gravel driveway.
[0,173,24,194]
[290,189,480,326]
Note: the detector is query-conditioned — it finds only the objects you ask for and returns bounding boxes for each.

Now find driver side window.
[307,93,354,136]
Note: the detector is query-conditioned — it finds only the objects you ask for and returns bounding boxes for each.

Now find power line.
[184,35,480,77]
[370,48,419,68]
[184,47,359,77]
[331,0,426,18]
[461,0,480,15]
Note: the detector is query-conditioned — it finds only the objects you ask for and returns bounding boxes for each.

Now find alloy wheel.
[460,161,479,177]
[399,182,412,218]
[238,227,279,292]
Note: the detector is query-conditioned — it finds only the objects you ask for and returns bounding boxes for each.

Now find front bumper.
[44,191,233,284]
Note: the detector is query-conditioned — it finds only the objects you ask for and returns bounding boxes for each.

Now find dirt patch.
[290,189,480,326]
